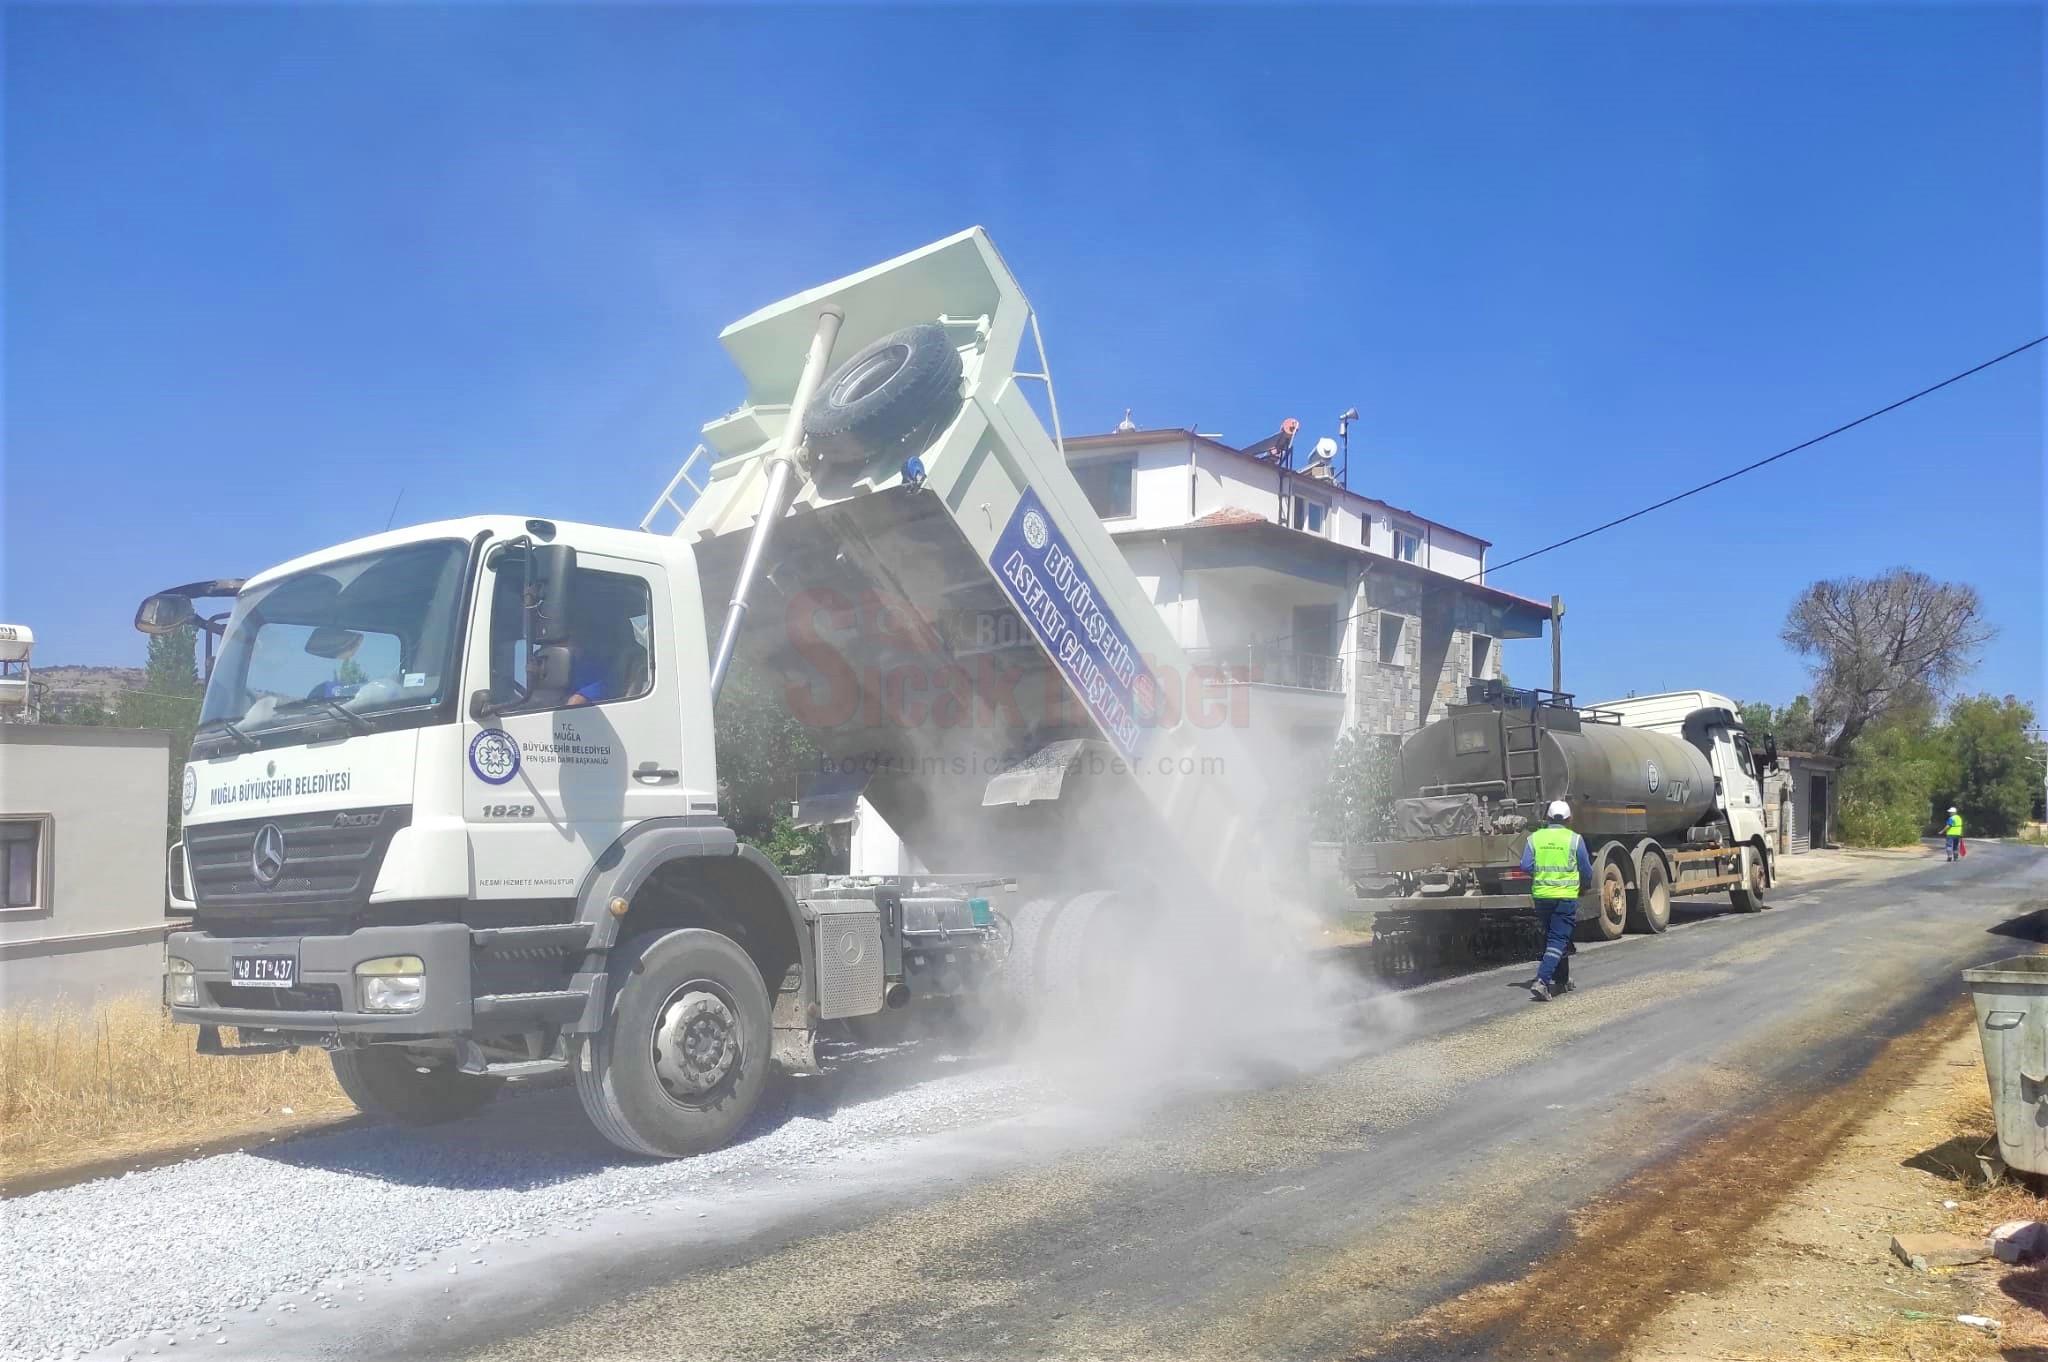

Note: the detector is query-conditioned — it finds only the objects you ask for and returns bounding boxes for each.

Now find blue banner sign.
[988,489,1156,762]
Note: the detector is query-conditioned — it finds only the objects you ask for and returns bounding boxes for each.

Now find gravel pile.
[2,1049,1048,1362]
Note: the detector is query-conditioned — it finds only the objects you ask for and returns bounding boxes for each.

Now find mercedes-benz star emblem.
[250,824,287,887]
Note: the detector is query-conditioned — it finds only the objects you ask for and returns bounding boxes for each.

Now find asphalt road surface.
[28,845,2045,1362]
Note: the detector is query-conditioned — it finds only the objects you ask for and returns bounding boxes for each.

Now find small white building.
[0,725,175,1008]
[0,624,36,723]
[845,419,1551,875]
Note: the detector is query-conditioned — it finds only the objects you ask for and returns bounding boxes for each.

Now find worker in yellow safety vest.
[1520,800,1594,1002]
[1944,807,1964,862]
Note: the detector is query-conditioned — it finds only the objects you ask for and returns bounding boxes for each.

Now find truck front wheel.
[329,1047,499,1125]
[1729,846,1768,913]
[575,928,772,1158]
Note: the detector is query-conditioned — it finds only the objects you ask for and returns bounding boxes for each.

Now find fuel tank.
[1397,702,1717,841]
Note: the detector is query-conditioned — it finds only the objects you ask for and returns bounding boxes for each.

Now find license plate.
[230,955,296,989]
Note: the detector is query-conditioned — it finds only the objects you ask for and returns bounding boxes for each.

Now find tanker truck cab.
[1592,690,1776,908]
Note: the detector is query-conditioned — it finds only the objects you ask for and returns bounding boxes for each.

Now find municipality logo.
[1021,509,1049,550]
[469,729,521,786]
[181,767,197,816]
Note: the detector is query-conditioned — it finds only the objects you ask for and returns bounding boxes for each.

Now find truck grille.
[207,982,346,1012]
[184,806,411,924]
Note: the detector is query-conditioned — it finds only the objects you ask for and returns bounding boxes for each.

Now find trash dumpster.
[1963,955,2048,1175]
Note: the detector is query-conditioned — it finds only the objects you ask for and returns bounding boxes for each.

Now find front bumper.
[166,923,474,1035]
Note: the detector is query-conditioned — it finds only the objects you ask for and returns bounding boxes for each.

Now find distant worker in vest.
[1944,807,1964,862]
[1522,800,1595,1002]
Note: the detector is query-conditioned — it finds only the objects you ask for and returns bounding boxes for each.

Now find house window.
[1378,613,1406,666]
[1071,459,1134,519]
[1288,494,1328,536]
[2,817,48,911]
[1361,515,1372,548]
[1291,604,1339,657]
[1393,525,1424,564]
[1471,633,1494,680]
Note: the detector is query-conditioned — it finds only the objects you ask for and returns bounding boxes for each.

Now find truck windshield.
[197,539,469,745]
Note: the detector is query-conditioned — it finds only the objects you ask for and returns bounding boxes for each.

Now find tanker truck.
[1348,683,1777,970]
[143,228,1273,1158]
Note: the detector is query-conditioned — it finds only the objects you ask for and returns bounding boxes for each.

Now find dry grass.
[1795,1045,2048,1362]
[1,993,352,1188]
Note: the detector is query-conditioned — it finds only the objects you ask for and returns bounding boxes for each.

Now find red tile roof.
[1190,506,1269,528]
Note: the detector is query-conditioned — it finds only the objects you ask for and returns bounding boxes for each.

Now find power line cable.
[1256,334,2046,652]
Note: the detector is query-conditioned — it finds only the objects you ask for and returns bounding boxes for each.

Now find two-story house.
[1062,423,1550,782]
[842,418,1551,877]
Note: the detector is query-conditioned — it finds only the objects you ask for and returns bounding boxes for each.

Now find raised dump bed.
[674,228,1273,906]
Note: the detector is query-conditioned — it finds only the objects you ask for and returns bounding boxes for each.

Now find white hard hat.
[1546,800,1572,821]
[1949,806,1959,813]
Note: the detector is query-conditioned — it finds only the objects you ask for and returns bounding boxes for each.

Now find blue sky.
[5,4,2042,715]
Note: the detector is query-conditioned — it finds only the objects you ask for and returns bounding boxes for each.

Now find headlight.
[355,955,426,1013]
[164,957,198,1008]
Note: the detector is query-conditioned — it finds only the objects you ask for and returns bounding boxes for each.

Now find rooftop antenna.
[1337,407,1359,489]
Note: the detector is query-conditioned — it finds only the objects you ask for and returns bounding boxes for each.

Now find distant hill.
[35,664,147,716]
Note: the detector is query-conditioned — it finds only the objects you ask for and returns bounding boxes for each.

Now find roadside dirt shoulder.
[1379,995,2048,1362]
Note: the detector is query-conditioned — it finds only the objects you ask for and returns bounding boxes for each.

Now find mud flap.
[771,987,820,1075]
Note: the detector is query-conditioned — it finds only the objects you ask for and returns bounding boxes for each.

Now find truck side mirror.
[1762,733,1780,772]
[135,593,197,636]
[527,544,576,645]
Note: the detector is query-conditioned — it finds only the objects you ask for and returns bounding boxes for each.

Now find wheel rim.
[831,345,909,406]
[1601,864,1628,934]
[1750,860,1767,898]
[650,981,743,1107]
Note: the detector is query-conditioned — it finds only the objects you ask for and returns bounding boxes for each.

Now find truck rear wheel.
[1629,853,1672,934]
[575,928,773,1158]
[1587,849,1630,941]
[329,1047,498,1125]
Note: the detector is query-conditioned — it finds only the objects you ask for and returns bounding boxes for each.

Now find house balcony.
[1184,644,1345,694]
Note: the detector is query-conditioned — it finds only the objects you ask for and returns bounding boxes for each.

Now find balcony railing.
[1184,645,1345,694]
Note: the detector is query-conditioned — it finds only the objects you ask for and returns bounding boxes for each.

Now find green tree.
[1738,700,1774,739]
[335,657,368,687]
[1312,727,1400,846]
[713,659,830,871]
[116,626,206,836]
[1736,695,1820,753]
[1934,694,2038,837]
[46,693,113,726]
[1836,700,1952,847]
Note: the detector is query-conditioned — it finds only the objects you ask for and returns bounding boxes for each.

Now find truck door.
[461,548,685,901]
[1709,726,1766,840]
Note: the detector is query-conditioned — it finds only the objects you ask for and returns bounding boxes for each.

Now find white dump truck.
[146,230,1271,1156]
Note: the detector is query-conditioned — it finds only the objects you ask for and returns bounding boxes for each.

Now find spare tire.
[803,322,963,466]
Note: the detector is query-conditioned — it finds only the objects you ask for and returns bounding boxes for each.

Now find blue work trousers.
[1536,900,1578,987]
